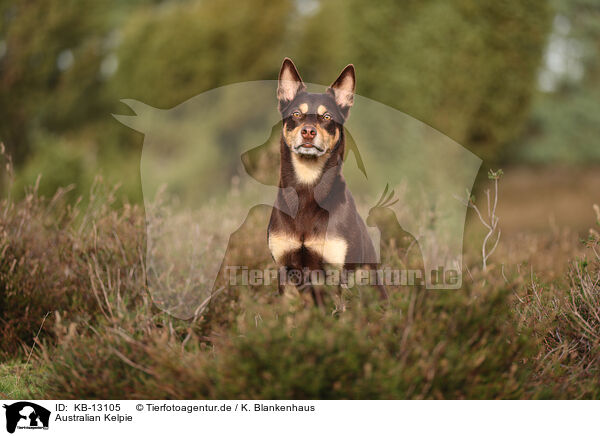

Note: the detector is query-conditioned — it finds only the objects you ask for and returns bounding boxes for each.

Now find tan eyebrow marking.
[299,103,308,113]
[317,105,327,115]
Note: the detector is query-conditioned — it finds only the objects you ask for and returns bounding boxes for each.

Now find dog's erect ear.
[277,58,305,107]
[328,64,355,114]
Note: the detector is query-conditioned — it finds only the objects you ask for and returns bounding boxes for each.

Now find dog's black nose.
[301,125,317,140]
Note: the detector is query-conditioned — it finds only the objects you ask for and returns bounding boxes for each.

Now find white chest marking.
[305,236,348,265]
[268,233,302,263]
[268,232,348,266]
[291,154,325,185]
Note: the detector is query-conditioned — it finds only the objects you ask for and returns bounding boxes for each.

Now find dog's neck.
[279,134,345,199]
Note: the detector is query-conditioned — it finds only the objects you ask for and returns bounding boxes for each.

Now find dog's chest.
[269,195,347,266]
[268,231,348,266]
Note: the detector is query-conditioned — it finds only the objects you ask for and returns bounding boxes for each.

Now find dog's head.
[277,58,354,158]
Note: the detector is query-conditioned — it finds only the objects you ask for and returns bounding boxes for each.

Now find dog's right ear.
[277,58,305,110]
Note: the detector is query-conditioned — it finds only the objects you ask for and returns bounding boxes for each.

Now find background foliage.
[3,0,589,200]
[1,0,600,400]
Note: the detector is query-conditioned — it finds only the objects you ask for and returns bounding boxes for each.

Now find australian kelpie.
[267,58,387,302]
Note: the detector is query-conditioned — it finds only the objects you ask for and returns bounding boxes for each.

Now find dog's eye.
[292,111,302,118]
[322,113,332,121]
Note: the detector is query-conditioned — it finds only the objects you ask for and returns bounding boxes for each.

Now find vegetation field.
[1,162,600,400]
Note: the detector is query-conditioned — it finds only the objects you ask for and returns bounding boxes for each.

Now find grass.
[1,164,600,399]
[0,361,44,399]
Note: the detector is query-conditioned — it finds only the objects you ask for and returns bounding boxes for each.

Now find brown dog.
[267,58,387,303]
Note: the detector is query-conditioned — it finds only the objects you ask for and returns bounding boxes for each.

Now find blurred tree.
[113,0,294,108]
[516,0,600,164]
[0,0,556,201]
[109,0,295,200]
[0,0,160,200]
[295,0,551,163]
[0,0,119,163]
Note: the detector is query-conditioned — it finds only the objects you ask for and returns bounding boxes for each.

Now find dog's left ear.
[328,64,355,116]
[277,58,305,109]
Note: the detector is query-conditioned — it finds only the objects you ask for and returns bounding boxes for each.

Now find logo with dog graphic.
[2,402,50,433]
[114,60,482,318]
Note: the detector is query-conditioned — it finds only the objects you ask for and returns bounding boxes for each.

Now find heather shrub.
[37,282,538,399]
[1,163,598,400]
[0,178,145,358]
[508,210,600,399]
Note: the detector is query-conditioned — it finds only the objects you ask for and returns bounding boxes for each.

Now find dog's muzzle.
[293,143,325,156]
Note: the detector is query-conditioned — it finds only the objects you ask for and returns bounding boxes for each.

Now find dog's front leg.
[277,266,285,295]
[309,285,325,308]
